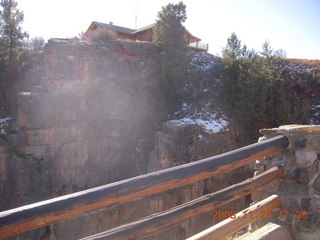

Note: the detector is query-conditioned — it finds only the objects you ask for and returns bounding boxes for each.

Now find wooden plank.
[186,195,283,240]
[0,135,288,239]
[80,166,284,240]
[235,222,294,240]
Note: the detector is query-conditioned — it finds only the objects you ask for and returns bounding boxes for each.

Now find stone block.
[56,142,89,169]
[44,39,159,83]
[44,52,84,80]
[294,222,320,240]
[293,137,307,149]
[295,150,317,165]
[15,92,85,129]
[309,160,320,185]
[294,166,309,184]
[3,132,28,146]
[313,174,320,193]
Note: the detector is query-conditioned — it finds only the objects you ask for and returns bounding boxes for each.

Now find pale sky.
[18,0,320,59]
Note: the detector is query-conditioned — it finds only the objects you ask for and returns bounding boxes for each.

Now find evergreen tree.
[221,34,289,141]
[19,37,45,71]
[221,33,244,112]
[0,0,28,81]
[259,40,288,127]
[153,1,188,108]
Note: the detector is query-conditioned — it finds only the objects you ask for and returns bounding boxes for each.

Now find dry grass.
[281,58,320,67]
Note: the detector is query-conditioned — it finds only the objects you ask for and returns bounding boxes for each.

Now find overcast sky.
[18,0,320,59]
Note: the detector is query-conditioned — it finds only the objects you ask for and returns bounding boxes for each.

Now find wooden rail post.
[0,135,288,239]
[186,194,283,240]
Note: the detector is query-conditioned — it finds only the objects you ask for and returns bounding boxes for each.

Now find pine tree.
[221,33,243,111]
[259,40,288,127]
[0,0,28,81]
[153,1,188,108]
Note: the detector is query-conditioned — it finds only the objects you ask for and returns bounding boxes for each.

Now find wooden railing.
[187,194,283,240]
[0,135,289,240]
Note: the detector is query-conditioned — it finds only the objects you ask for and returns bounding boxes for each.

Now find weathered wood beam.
[186,194,283,240]
[0,135,288,239]
[80,166,284,240]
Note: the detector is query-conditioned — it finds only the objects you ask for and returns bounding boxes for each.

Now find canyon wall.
[1,39,167,238]
[1,38,167,204]
[4,41,319,239]
[281,59,320,125]
[0,39,251,239]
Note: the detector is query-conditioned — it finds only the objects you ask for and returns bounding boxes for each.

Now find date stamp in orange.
[212,210,308,220]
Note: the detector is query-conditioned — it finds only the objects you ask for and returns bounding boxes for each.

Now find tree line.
[221,33,289,140]
[153,2,289,140]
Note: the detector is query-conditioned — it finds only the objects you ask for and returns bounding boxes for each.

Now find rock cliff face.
[0,40,251,240]
[281,59,320,124]
[0,38,168,238]
[0,39,250,240]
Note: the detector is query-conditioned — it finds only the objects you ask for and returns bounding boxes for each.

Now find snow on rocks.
[170,52,229,134]
[0,116,13,135]
[281,59,320,76]
[189,52,221,73]
[174,102,188,116]
[309,103,320,124]
[169,112,229,134]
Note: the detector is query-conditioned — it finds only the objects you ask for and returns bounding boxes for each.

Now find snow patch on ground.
[170,113,229,133]
[189,52,219,73]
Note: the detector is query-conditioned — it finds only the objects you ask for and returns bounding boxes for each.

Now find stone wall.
[253,125,320,240]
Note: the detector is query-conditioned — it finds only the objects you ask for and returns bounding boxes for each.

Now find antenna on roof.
[135,0,138,29]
